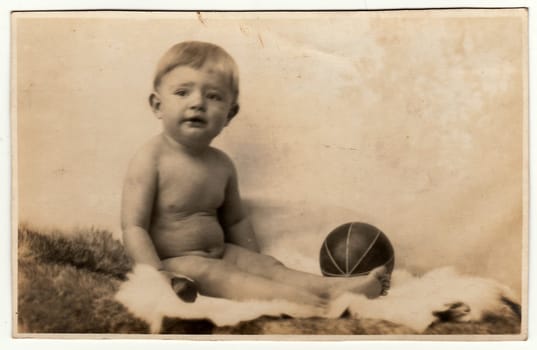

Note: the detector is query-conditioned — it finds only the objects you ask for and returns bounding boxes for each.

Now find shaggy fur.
[117,263,522,334]
[16,227,521,335]
[17,227,147,333]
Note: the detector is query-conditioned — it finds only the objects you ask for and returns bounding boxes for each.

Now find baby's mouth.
[183,117,207,127]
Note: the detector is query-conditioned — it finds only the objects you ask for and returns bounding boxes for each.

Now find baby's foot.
[362,265,390,299]
[333,265,390,299]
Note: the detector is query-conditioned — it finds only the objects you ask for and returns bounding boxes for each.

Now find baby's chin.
[168,130,220,149]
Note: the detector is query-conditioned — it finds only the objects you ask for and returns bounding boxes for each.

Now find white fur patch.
[115,264,515,333]
[344,267,516,331]
[115,264,332,333]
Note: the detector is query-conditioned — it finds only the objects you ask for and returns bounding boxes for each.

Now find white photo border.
[1,0,534,349]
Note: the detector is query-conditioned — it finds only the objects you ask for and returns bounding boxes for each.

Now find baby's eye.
[206,92,223,101]
[174,89,189,96]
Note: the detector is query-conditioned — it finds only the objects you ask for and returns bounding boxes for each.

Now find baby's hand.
[160,270,198,303]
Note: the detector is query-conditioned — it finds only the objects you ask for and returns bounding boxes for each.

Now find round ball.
[319,222,394,277]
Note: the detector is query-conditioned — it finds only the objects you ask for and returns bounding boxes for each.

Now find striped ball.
[319,222,394,277]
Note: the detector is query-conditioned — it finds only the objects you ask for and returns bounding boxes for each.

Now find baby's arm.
[121,146,199,302]
[121,149,163,270]
[219,159,260,252]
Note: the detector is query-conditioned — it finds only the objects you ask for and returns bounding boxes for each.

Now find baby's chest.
[157,159,228,209]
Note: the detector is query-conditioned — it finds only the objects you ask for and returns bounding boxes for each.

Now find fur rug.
[16,227,522,336]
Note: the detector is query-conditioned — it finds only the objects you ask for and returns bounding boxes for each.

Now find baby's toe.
[380,274,391,296]
[381,280,390,294]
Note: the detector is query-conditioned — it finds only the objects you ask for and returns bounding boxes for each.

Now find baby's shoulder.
[208,147,235,170]
[139,135,164,156]
[126,136,163,175]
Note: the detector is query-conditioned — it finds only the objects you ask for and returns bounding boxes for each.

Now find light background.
[1,0,535,349]
[15,10,525,295]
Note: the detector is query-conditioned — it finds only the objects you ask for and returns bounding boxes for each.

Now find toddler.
[121,41,390,307]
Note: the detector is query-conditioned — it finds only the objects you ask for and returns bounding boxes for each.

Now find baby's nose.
[189,91,206,110]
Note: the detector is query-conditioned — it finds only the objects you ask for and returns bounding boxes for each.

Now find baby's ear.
[149,92,162,118]
[226,103,240,124]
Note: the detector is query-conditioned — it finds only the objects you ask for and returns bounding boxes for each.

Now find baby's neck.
[161,133,211,157]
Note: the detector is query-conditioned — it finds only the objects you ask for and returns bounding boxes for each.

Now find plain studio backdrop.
[14,10,526,297]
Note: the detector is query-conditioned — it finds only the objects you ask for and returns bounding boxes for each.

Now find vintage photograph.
[12,9,528,338]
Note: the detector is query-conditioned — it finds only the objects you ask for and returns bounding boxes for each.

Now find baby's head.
[153,41,240,118]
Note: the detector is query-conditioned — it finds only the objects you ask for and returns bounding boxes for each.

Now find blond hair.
[153,41,239,104]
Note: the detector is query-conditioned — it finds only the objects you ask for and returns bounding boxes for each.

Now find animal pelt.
[16,227,521,336]
[116,263,522,334]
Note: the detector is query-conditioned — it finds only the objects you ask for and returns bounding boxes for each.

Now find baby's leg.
[223,244,390,299]
[162,255,326,307]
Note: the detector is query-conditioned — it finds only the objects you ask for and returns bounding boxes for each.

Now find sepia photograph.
[11,8,528,340]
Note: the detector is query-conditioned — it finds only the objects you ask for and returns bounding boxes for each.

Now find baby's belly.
[150,213,225,259]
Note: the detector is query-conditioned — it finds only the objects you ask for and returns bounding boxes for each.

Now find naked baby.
[121,41,390,307]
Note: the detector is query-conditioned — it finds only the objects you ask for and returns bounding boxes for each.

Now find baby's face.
[153,65,234,148]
